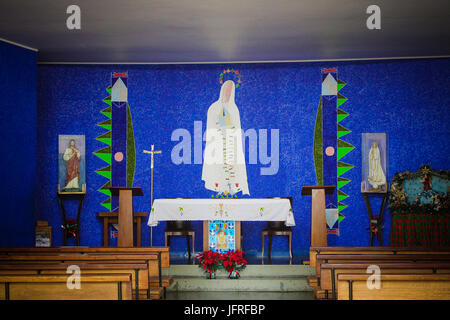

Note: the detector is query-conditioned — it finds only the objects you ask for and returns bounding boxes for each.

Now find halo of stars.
[219,68,242,88]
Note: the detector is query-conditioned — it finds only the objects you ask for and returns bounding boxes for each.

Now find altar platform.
[163,253,314,300]
[163,263,314,300]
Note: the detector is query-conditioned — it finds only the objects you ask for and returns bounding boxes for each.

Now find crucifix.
[143,144,162,246]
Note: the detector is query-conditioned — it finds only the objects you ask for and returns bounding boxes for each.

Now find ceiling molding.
[0,38,38,52]
[37,55,450,65]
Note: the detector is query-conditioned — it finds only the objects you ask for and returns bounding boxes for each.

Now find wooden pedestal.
[301,186,335,247]
[109,187,144,247]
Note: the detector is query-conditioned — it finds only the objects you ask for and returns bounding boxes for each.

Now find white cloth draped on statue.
[202,80,249,196]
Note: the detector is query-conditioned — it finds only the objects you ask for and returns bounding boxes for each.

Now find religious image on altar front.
[58,135,86,192]
[202,80,250,196]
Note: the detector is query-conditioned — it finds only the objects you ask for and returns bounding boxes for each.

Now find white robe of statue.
[368,140,386,189]
[202,80,250,195]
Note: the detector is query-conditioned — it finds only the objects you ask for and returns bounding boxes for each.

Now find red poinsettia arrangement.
[196,250,247,279]
[221,250,247,278]
[196,250,222,278]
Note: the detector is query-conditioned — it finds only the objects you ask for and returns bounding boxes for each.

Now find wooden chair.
[97,211,148,247]
[262,197,293,264]
[165,221,195,264]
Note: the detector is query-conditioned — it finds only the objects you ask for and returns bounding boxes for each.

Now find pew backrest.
[310,247,450,268]
[337,273,450,300]
[0,273,132,300]
[0,254,163,288]
[315,254,450,277]
[0,247,170,268]
[320,262,450,299]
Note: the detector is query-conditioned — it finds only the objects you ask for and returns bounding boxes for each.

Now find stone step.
[164,264,314,278]
[166,291,315,300]
[167,276,312,292]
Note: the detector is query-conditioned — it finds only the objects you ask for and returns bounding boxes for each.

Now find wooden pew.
[337,273,450,300]
[0,247,170,280]
[0,274,132,300]
[0,254,163,299]
[320,262,450,300]
[0,247,170,268]
[315,253,450,279]
[0,247,171,290]
[310,253,450,299]
[0,262,149,299]
[309,246,450,268]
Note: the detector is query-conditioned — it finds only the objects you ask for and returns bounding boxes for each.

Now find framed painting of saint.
[361,133,388,192]
[58,135,86,193]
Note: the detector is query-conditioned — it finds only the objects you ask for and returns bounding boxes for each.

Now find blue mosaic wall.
[0,41,37,246]
[34,59,450,255]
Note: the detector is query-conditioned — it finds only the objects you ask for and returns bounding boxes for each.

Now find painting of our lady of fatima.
[58,135,86,193]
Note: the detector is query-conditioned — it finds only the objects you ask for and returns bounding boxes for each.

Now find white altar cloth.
[147,198,295,227]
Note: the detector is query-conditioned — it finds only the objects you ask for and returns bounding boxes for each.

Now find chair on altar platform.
[164,199,195,264]
[261,197,293,265]
[165,221,195,264]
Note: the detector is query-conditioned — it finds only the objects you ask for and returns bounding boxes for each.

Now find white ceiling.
[0,0,449,63]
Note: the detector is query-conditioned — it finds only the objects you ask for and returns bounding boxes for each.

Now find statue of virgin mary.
[202,80,250,196]
[368,140,386,189]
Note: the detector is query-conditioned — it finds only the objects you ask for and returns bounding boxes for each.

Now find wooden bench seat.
[0,247,173,300]
[0,263,149,299]
[0,274,132,300]
[0,247,170,267]
[315,254,450,278]
[320,262,450,299]
[309,246,450,268]
[0,254,164,299]
[134,287,165,300]
[149,275,174,299]
[0,254,161,276]
[149,275,174,287]
[337,273,450,300]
